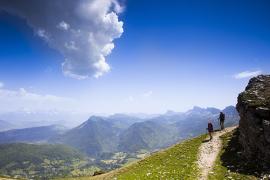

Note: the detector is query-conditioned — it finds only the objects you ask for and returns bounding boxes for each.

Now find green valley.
[0,143,97,179]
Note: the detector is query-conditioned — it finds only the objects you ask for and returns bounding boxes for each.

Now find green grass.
[208,129,261,180]
[0,143,86,179]
[106,134,207,180]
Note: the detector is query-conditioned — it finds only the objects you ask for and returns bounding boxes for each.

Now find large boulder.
[237,75,270,167]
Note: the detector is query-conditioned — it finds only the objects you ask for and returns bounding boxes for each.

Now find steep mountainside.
[53,116,120,157]
[0,125,66,144]
[237,75,270,168]
[118,121,178,152]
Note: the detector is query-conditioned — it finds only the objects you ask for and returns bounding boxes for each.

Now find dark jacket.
[208,123,213,132]
[219,112,225,121]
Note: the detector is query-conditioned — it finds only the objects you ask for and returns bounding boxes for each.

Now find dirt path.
[197,126,237,180]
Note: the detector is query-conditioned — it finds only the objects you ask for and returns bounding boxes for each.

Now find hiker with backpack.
[207,121,214,140]
[219,112,225,130]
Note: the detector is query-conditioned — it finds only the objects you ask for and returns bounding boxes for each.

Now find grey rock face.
[237,75,270,167]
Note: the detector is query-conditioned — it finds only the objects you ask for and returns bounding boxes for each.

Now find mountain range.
[0,106,239,159]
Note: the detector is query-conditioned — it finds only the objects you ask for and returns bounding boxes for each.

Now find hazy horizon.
[0,104,236,117]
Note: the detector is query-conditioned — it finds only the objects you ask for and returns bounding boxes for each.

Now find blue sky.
[0,0,269,114]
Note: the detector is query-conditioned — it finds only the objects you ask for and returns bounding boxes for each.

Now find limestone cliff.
[237,75,270,168]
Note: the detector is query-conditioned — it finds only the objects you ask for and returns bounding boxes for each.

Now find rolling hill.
[52,116,120,157]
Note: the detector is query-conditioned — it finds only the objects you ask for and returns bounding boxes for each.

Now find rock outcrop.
[237,75,270,168]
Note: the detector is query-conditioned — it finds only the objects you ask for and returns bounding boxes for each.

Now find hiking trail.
[197,126,237,180]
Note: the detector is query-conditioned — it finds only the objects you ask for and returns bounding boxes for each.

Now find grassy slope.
[61,134,206,180]
[62,127,264,180]
[208,129,258,180]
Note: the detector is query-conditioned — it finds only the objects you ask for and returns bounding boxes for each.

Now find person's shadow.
[202,129,222,143]
[202,139,211,143]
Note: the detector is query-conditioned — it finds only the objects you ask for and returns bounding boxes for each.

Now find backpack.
[208,123,213,131]
[220,112,225,121]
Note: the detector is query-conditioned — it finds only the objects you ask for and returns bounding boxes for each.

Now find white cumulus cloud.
[233,70,262,79]
[0,0,124,79]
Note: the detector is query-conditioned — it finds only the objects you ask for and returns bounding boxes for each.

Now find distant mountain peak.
[205,107,221,114]
[165,110,180,116]
[75,116,106,129]
[187,106,219,114]
[88,115,104,121]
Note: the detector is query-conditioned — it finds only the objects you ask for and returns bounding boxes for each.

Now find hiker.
[207,121,214,140]
[219,112,225,130]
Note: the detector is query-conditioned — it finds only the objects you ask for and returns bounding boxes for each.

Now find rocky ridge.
[237,75,270,168]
